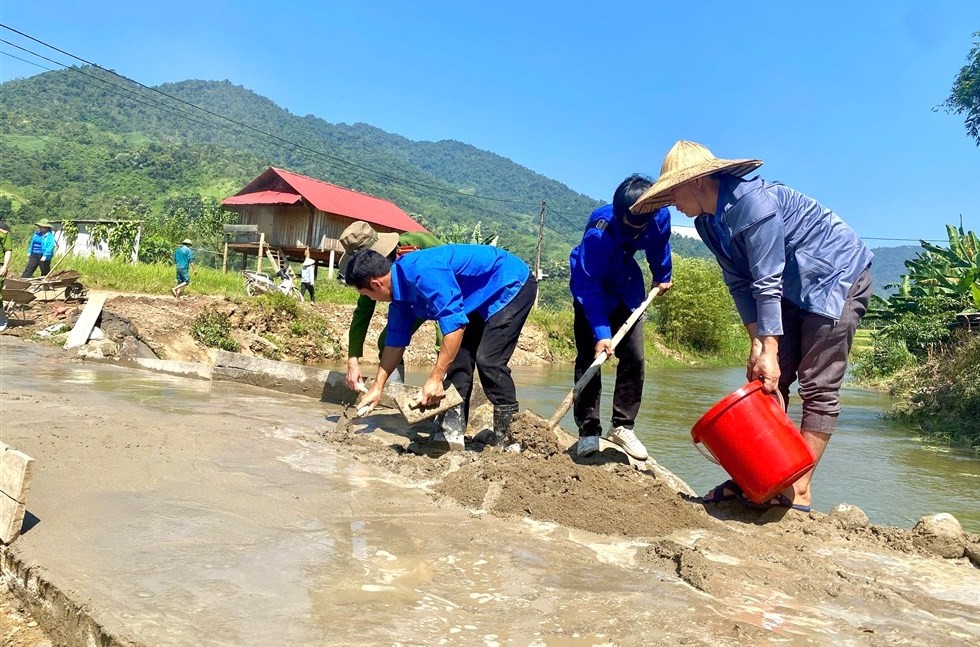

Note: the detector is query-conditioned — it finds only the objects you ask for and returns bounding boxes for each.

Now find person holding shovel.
[631,141,873,512]
[338,221,443,390]
[346,244,536,452]
[22,219,56,278]
[569,174,672,460]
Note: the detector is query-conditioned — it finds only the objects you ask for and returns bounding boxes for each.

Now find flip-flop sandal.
[698,479,745,504]
[742,492,811,513]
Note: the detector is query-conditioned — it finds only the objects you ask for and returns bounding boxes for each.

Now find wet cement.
[2,337,979,646]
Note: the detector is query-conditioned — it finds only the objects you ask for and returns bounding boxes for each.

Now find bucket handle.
[692,383,786,466]
[694,440,720,465]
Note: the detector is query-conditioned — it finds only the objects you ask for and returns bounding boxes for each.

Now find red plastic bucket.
[691,382,815,504]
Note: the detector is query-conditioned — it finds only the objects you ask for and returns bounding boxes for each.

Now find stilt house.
[221,167,426,275]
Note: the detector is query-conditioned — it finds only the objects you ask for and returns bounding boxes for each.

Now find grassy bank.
[4,244,360,304]
[8,248,745,368]
[528,306,746,368]
[887,334,980,451]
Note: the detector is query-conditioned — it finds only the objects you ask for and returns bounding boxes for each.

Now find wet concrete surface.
[2,337,979,646]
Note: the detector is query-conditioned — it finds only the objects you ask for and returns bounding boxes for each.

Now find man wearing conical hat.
[632,141,873,512]
[22,219,56,278]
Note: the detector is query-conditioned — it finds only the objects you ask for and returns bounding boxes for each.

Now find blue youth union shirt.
[384,245,530,348]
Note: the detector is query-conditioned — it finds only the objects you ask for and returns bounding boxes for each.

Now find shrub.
[654,256,740,353]
[890,333,980,449]
[851,337,916,380]
[191,312,240,352]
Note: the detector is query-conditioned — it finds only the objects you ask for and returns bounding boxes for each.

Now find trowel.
[351,381,464,424]
[390,382,464,424]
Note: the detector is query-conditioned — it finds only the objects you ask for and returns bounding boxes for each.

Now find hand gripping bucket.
[691,382,815,504]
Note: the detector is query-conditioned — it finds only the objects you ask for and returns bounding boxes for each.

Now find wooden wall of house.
[236,205,400,252]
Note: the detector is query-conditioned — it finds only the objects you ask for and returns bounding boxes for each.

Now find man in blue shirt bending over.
[569,174,672,461]
[347,244,537,453]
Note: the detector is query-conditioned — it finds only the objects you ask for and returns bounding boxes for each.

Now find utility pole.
[534,201,546,310]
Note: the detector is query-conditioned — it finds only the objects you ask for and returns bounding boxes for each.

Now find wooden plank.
[0,443,35,544]
[222,224,259,233]
[64,292,107,350]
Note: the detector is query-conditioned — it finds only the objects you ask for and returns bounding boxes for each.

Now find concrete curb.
[1,548,143,647]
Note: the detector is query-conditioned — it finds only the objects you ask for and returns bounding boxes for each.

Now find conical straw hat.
[630,141,763,214]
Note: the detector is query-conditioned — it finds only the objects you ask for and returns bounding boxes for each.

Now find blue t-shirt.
[569,203,672,341]
[174,244,194,270]
[384,245,530,348]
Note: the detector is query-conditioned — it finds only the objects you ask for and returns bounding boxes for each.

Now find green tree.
[941,31,980,146]
[653,256,741,353]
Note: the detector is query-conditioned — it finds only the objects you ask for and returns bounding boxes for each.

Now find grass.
[3,242,362,303]
[528,307,744,368]
[5,245,743,368]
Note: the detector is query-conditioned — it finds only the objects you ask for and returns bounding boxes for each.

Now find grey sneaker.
[607,426,649,460]
[576,435,601,457]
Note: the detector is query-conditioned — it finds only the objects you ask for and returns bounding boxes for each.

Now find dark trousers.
[445,277,536,421]
[22,254,50,278]
[573,300,645,437]
[777,268,873,434]
[300,282,315,302]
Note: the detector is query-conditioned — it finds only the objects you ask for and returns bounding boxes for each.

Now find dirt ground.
[1,586,50,647]
[1,292,553,368]
[314,406,980,643]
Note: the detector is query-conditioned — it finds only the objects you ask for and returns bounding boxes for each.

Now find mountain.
[869,245,920,296]
[0,66,602,263]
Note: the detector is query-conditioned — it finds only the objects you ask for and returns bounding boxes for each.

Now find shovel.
[548,287,661,429]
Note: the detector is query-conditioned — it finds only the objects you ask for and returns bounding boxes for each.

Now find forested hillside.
[0,66,603,263]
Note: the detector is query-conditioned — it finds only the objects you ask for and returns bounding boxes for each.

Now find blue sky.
[1,1,978,244]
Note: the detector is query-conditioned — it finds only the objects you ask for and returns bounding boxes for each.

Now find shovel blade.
[393,384,464,424]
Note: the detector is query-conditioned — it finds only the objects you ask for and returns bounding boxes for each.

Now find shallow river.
[404,363,980,532]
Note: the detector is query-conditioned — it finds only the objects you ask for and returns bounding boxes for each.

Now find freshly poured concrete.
[2,337,979,646]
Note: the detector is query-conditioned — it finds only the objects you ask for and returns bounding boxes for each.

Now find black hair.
[0,221,9,232]
[344,249,391,289]
[612,174,654,222]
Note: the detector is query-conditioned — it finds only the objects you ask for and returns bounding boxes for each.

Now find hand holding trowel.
[352,378,463,424]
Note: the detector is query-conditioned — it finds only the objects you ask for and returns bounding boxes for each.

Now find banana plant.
[900,223,980,309]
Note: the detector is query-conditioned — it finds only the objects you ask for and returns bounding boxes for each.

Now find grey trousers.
[777,268,873,433]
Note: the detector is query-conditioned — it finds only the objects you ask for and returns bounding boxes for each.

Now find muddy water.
[492,363,980,533]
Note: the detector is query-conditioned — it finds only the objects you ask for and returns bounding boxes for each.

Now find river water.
[402,362,980,532]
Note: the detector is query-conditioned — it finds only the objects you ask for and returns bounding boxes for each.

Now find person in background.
[568,174,672,460]
[300,247,316,302]
[172,238,195,298]
[346,245,536,452]
[22,219,55,278]
[0,220,12,332]
[339,221,442,389]
[631,140,873,512]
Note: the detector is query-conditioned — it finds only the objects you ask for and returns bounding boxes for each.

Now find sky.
[0,1,978,245]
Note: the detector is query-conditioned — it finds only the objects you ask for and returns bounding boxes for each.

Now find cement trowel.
[351,380,464,424]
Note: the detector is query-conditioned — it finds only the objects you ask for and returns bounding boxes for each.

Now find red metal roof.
[222,167,426,233]
[222,190,302,206]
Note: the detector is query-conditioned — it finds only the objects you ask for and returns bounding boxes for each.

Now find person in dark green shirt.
[338,221,442,390]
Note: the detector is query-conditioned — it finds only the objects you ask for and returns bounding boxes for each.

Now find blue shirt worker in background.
[631,141,873,512]
[569,175,672,460]
[22,219,56,278]
[172,238,195,298]
[346,244,536,453]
